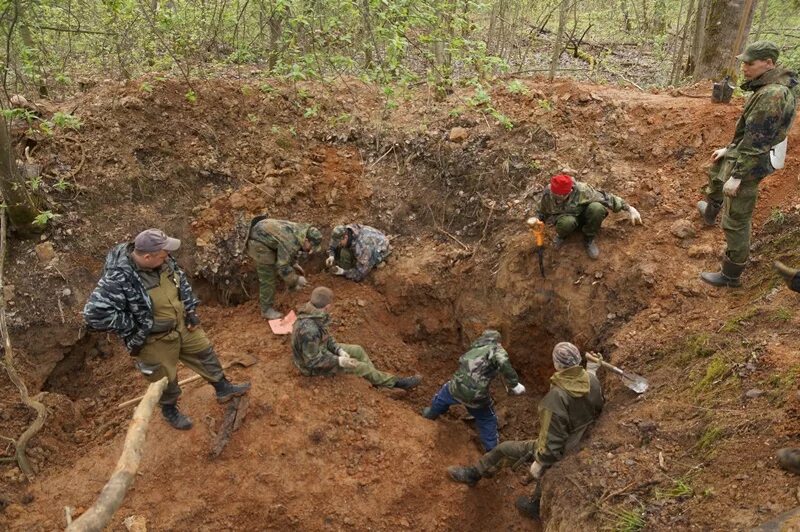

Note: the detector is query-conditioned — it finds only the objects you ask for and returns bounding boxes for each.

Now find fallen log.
[67,376,168,532]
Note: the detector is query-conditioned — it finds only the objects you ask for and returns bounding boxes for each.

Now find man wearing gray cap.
[447,342,604,520]
[84,229,251,430]
[698,40,798,287]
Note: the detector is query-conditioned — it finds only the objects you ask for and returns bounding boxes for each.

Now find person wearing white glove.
[712,147,729,161]
[325,255,335,267]
[699,41,796,289]
[292,286,422,391]
[331,266,345,276]
[446,341,605,521]
[626,205,642,225]
[510,383,526,395]
[326,224,391,281]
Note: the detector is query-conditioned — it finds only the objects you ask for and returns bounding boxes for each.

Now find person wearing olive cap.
[325,223,391,281]
[699,41,798,288]
[83,229,251,430]
[527,173,642,259]
[245,217,324,319]
[447,342,604,520]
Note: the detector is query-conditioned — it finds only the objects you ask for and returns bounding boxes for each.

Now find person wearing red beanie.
[527,173,642,259]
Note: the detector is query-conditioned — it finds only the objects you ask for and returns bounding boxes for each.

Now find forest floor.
[1,74,799,531]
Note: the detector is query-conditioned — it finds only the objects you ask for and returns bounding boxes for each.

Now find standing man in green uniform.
[527,173,642,259]
[447,342,604,520]
[245,216,323,319]
[83,229,251,430]
[698,41,797,287]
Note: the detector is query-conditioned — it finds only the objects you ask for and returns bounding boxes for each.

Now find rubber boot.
[515,496,541,519]
[393,375,422,390]
[447,466,481,487]
[420,406,438,419]
[697,199,721,226]
[774,261,800,291]
[552,235,565,250]
[261,307,283,320]
[161,404,193,430]
[584,238,600,260]
[700,256,746,288]
[778,448,800,475]
[211,377,252,403]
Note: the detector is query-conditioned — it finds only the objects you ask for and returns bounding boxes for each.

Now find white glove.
[712,147,728,161]
[529,461,544,479]
[723,177,741,198]
[510,383,526,395]
[585,351,602,375]
[338,356,359,369]
[627,206,642,225]
[325,255,335,267]
[526,216,540,227]
[332,266,345,276]
[294,276,308,289]
[337,348,350,358]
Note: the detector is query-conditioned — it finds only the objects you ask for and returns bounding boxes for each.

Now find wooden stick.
[117,361,237,409]
[67,377,168,532]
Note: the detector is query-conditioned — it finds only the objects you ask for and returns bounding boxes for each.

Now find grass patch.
[721,308,759,333]
[765,365,800,404]
[607,506,646,532]
[697,425,724,453]
[772,308,793,322]
[686,333,716,358]
[655,478,693,500]
[695,355,730,390]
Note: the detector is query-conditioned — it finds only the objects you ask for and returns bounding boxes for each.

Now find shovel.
[117,352,258,409]
[585,352,649,394]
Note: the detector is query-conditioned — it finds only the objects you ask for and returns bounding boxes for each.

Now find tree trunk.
[753,0,768,41]
[15,0,48,97]
[686,0,708,75]
[549,0,568,81]
[0,115,40,235]
[693,0,757,81]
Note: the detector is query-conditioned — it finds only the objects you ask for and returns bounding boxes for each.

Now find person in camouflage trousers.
[420,330,526,451]
[245,216,324,320]
[698,41,798,288]
[528,173,642,259]
[325,224,391,281]
[447,342,604,520]
[83,229,251,430]
[291,286,422,390]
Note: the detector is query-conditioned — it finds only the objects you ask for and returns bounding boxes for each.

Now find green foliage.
[51,112,82,130]
[303,104,320,118]
[537,98,553,111]
[696,356,730,389]
[772,308,792,322]
[767,208,786,226]
[54,178,72,192]
[685,333,716,358]
[2,108,37,124]
[655,478,693,500]
[721,308,759,333]
[490,109,513,130]
[26,175,43,191]
[32,210,57,228]
[697,425,724,452]
[140,82,154,94]
[608,506,646,532]
[506,79,528,95]
[185,90,197,103]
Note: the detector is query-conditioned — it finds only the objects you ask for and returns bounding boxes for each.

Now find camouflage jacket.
[536,180,628,223]
[291,303,342,375]
[249,219,312,283]
[83,243,199,353]
[329,224,390,282]
[535,366,604,467]
[727,67,798,182]
[446,337,520,408]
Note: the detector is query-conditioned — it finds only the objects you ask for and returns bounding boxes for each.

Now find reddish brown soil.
[1,75,800,531]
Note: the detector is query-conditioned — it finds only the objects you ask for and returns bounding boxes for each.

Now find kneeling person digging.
[83,229,251,430]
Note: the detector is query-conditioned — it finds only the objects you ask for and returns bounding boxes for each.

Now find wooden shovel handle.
[117,360,236,409]
[585,352,624,376]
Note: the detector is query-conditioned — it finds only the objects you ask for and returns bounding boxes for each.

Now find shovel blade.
[621,372,649,394]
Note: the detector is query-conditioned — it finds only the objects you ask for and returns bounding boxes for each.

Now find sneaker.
[212,377,252,403]
[161,404,193,430]
[393,375,422,390]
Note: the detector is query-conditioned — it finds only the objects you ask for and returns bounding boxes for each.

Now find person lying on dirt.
[698,41,798,288]
[447,342,604,520]
[83,229,251,431]
[325,223,391,281]
[420,329,525,452]
[774,260,800,475]
[527,173,642,260]
[245,216,323,320]
[291,286,421,390]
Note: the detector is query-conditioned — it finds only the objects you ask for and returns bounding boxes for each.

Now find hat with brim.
[134,229,181,253]
[737,41,780,63]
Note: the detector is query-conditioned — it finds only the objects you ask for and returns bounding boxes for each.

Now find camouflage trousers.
[705,157,760,263]
[135,323,224,406]
[474,440,543,503]
[555,202,608,238]
[338,344,397,387]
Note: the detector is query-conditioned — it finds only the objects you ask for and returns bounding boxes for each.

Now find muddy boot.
[261,307,283,320]
[700,256,746,288]
[584,238,600,260]
[515,496,541,519]
[774,261,800,291]
[161,404,193,430]
[552,235,565,250]
[697,199,721,226]
[211,377,252,403]
[420,406,438,419]
[394,375,422,390]
[447,466,481,487]
[777,448,800,475]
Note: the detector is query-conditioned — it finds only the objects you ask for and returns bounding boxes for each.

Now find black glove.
[186,311,201,328]
[129,343,143,357]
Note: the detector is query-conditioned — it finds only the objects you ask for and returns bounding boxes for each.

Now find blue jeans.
[427,382,498,451]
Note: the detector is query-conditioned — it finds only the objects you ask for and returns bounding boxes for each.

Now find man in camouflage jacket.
[420,330,526,451]
[83,229,250,430]
[447,342,604,520]
[291,286,421,390]
[699,41,798,287]
[325,224,390,282]
[245,217,323,320]
[529,173,642,259]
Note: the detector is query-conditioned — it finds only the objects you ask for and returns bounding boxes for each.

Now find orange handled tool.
[526,217,546,277]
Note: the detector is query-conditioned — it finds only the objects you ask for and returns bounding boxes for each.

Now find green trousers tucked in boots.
[256,264,278,312]
[555,202,608,238]
[337,344,397,387]
[476,440,536,476]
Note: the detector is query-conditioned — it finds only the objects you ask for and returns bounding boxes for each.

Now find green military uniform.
[704,66,797,264]
[246,218,321,313]
[291,302,397,387]
[135,264,224,406]
[537,182,628,238]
